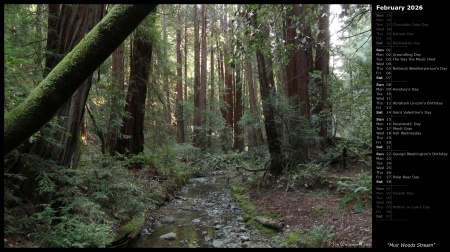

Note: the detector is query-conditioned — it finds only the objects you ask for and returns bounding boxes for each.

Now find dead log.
[254,216,284,230]
[107,215,146,248]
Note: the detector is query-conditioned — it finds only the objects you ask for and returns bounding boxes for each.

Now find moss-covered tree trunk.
[6,5,106,200]
[4,4,157,157]
[28,4,105,169]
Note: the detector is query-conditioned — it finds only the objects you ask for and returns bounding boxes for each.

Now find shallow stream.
[129,170,278,248]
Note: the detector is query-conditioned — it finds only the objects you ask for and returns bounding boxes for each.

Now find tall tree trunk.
[233,42,244,152]
[297,5,313,119]
[162,12,172,126]
[43,4,61,78]
[244,33,264,148]
[222,6,234,151]
[193,4,201,147]
[184,5,189,136]
[119,12,155,158]
[208,42,215,148]
[315,4,331,147]
[234,60,244,151]
[224,11,234,130]
[176,5,185,143]
[207,7,216,149]
[218,43,226,126]
[108,43,125,155]
[4,4,158,157]
[285,5,298,99]
[34,4,44,68]
[198,4,208,149]
[251,8,284,177]
[7,4,105,200]
[30,4,104,168]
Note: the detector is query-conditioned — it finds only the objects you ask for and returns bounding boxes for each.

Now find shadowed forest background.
[4,4,372,248]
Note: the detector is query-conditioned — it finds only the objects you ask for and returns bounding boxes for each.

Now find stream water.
[129,170,278,248]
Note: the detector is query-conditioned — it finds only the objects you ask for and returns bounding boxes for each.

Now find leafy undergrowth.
[220,148,372,248]
[4,143,206,248]
[4,144,371,248]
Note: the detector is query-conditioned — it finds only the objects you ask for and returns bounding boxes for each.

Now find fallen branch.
[108,215,146,248]
[254,216,284,230]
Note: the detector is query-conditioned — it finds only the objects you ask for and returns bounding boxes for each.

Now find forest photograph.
[4,4,372,248]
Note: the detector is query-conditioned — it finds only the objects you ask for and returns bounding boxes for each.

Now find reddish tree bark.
[11,4,104,199]
[119,13,154,157]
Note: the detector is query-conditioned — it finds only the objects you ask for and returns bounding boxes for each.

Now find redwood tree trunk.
[193,4,201,147]
[4,4,158,157]
[298,5,313,119]
[176,5,185,143]
[244,33,264,148]
[251,8,284,177]
[108,43,125,155]
[234,44,244,151]
[315,4,331,146]
[8,4,105,200]
[29,5,104,168]
[119,15,154,156]
[199,4,208,149]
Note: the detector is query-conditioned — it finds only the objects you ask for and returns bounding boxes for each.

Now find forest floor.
[4,151,372,248]
[246,161,372,248]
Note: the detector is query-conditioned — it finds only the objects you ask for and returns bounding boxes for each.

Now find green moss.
[286,232,300,247]
[313,204,326,217]
[112,215,145,242]
[258,224,279,237]
[230,180,282,239]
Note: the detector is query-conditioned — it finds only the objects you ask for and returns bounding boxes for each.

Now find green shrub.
[285,225,334,248]
[337,173,372,212]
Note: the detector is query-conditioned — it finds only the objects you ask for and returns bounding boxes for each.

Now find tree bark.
[108,43,125,155]
[176,5,185,144]
[244,33,264,148]
[224,12,234,130]
[234,44,244,151]
[193,4,201,147]
[28,4,104,169]
[119,12,155,156]
[254,216,284,230]
[162,13,172,126]
[251,7,284,177]
[297,5,313,119]
[199,4,208,149]
[315,4,331,146]
[4,4,157,157]
[208,40,215,148]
